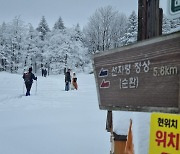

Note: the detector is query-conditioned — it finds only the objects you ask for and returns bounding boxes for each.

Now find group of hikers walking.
[41,68,47,77]
[23,67,78,96]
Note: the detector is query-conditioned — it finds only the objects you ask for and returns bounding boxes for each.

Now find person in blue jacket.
[23,67,37,96]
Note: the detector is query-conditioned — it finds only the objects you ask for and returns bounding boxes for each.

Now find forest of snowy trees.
[0,6,179,74]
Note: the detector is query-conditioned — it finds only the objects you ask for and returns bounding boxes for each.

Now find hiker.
[65,69,71,91]
[71,72,78,90]
[41,67,44,77]
[23,67,37,96]
[44,68,47,77]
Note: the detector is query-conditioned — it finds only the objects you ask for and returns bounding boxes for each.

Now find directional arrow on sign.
[100,79,110,88]
[99,68,108,77]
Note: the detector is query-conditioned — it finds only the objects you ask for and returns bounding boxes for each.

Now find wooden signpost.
[99,1,179,153]
[93,32,180,113]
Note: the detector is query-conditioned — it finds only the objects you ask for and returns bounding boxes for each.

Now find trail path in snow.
[0,72,109,154]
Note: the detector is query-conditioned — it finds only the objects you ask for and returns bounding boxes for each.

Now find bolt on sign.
[92,32,180,113]
[149,113,180,154]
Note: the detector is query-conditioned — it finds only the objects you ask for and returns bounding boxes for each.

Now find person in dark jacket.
[23,67,37,96]
[44,69,47,77]
[65,69,71,91]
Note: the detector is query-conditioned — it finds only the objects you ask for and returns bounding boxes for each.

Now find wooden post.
[159,8,163,36]
[106,110,113,132]
[107,1,164,153]
[138,0,147,41]
[146,0,160,38]
[138,0,163,41]
[113,133,127,154]
[179,74,180,113]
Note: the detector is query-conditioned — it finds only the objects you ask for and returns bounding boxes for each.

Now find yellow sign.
[149,113,180,154]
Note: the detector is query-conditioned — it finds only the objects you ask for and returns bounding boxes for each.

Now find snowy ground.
[0,72,110,154]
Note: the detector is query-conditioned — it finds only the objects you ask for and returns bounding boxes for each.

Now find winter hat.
[29,67,32,72]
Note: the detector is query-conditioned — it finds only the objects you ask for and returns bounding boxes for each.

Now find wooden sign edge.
[99,105,179,113]
[93,31,180,58]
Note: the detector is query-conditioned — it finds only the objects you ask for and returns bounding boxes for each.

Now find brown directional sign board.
[92,32,180,113]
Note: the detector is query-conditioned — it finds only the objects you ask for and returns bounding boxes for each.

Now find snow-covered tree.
[0,22,7,46]
[0,22,10,70]
[36,16,50,41]
[121,11,138,46]
[74,23,83,41]
[110,13,127,48]
[162,15,171,34]
[53,17,65,30]
[0,17,27,73]
[24,24,41,73]
[47,27,89,74]
[84,6,127,54]
[3,6,179,74]
[10,17,27,72]
[170,17,180,32]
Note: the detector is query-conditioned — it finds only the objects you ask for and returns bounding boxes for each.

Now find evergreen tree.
[36,16,50,72]
[0,22,7,46]
[0,22,11,72]
[53,17,65,30]
[27,24,37,40]
[8,16,26,73]
[121,11,138,46]
[74,23,83,41]
[36,16,50,41]
[25,24,41,72]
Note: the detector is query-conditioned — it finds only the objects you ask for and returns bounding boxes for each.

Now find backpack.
[73,78,77,82]
[24,72,31,82]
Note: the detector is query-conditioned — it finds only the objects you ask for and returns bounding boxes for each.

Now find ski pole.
[35,80,37,95]
[22,69,25,95]
[23,81,25,94]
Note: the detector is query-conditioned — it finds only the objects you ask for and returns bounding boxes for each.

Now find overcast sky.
[0,0,167,29]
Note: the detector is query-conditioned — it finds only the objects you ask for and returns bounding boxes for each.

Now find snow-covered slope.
[0,72,109,154]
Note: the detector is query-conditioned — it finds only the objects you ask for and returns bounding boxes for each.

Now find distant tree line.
[0,6,179,74]
[84,6,180,54]
[0,16,88,74]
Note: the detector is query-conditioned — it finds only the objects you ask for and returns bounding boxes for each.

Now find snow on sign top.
[166,0,180,19]
[92,32,180,113]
